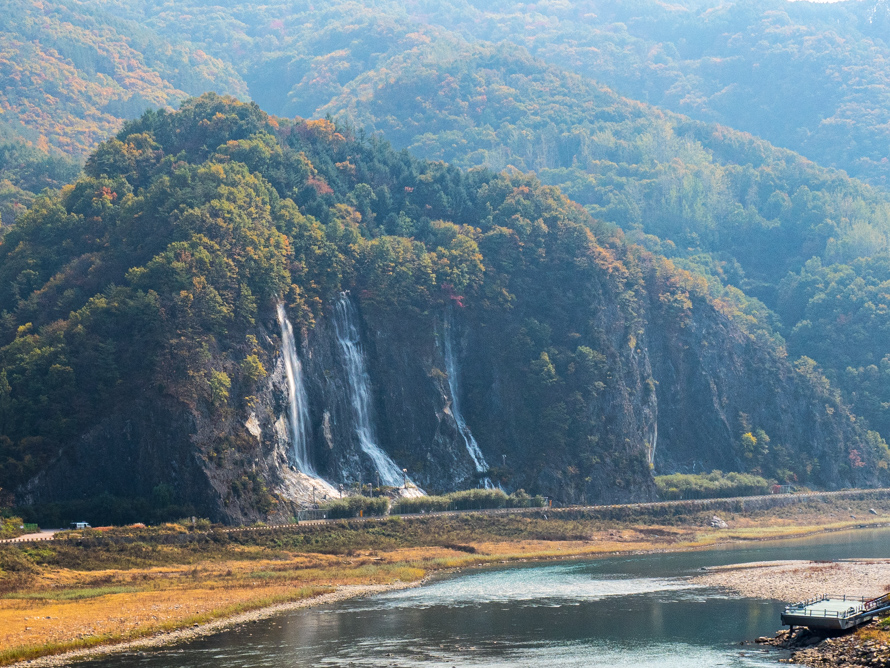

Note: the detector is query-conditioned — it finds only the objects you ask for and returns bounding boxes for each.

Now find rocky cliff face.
[6,97,884,524]
[275,299,485,495]
[250,275,877,517]
[18,282,881,523]
[259,294,660,508]
[645,291,874,488]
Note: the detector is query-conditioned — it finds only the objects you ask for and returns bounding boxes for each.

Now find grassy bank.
[0,586,332,665]
[2,494,890,665]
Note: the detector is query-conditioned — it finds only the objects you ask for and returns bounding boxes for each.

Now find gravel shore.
[10,580,422,667]
[692,559,890,602]
[696,560,890,667]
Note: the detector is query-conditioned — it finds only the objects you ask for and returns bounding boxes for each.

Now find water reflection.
[81,528,890,668]
[375,563,695,608]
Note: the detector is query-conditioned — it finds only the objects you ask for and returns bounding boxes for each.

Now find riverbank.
[755,621,890,667]
[3,494,890,666]
[695,556,890,667]
[693,559,890,601]
[4,581,423,667]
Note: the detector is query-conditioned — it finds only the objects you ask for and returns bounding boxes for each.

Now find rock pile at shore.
[757,622,890,667]
[697,558,890,667]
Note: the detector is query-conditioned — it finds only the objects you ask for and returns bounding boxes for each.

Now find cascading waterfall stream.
[442,312,494,489]
[334,294,414,489]
[276,302,316,476]
[647,422,658,467]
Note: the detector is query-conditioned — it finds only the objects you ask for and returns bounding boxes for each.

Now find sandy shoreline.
[9,580,423,667]
[692,559,890,602]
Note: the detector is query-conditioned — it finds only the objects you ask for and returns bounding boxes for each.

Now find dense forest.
[0,0,242,225]
[0,95,882,521]
[5,0,890,184]
[1,0,890,518]
[319,47,890,449]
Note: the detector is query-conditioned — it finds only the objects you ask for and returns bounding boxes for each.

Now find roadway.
[2,487,889,544]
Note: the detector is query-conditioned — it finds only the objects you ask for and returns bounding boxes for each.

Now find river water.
[81,528,890,668]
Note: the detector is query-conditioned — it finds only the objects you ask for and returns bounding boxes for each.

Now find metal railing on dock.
[782,591,890,629]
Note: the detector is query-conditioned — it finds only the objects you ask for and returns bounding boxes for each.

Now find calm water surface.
[82,527,890,668]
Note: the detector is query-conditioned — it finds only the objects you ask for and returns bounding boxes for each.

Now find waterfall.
[647,421,658,467]
[443,312,494,489]
[276,302,316,475]
[334,294,412,488]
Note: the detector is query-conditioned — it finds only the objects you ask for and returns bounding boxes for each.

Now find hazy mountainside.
[1,95,882,523]
[15,0,886,188]
[0,0,245,226]
[411,0,890,188]
[0,0,245,159]
[325,47,890,289]
[320,47,890,447]
[5,0,890,186]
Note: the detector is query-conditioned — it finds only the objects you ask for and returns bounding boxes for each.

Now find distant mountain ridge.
[5,0,890,184]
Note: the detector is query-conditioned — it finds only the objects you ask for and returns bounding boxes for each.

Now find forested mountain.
[4,0,890,230]
[1,96,882,522]
[778,257,890,439]
[0,0,244,159]
[326,47,890,285]
[410,0,890,188]
[2,1,890,520]
[318,46,890,449]
[5,0,890,186]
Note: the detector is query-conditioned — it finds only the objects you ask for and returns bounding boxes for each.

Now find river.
[80,528,890,667]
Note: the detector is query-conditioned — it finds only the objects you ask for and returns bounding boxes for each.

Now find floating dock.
[781,592,890,630]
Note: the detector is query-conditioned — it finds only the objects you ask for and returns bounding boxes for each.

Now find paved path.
[177,487,890,534]
[3,487,889,544]
[0,529,60,544]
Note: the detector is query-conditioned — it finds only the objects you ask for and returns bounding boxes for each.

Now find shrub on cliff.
[392,489,546,514]
[655,471,772,500]
[320,496,389,519]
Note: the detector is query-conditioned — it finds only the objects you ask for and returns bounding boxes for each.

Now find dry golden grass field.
[2,495,890,665]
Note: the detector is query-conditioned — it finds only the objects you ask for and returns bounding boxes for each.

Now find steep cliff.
[643,289,873,488]
[1,95,885,524]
